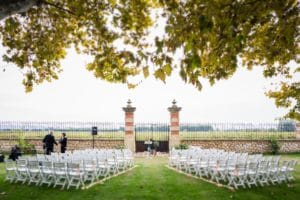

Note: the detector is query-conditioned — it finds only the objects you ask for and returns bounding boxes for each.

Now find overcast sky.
[0,46,292,123]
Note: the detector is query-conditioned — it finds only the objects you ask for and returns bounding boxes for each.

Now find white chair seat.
[55,171,66,175]
[29,169,40,173]
[17,168,27,172]
[42,169,53,174]
[69,172,84,176]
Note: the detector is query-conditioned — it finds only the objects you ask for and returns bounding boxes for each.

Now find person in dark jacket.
[43,131,57,155]
[59,132,67,153]
[9,145,21,161]
[150,139,155,155]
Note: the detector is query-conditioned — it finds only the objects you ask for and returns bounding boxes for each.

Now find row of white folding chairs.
[6,150,134,189]
[41,149,134,174]
[169,149,250,167]
[6,157,124,189]
[169,149,297,189]
[203,157,296,189]
[36,149,134,170]
[46,148,134,170]
[170,148,249,159]
[74,149,134,167]
[39,149,132,160]
[169,148,269,170]
[6,159,106,189]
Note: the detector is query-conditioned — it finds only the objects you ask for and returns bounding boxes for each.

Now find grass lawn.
[0,131,295,140]
[0,154,299,200]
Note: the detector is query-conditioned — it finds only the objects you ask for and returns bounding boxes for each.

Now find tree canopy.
[0,0,299,120]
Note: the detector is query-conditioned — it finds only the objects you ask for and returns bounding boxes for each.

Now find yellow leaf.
[143,67,149,78]
[154,69,166,82]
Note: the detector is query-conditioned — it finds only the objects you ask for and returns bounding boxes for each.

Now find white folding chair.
[228,163,247,189]
[268,160,280,185]
[186,154,198,174]
[15,158,29,184]
[212,159,227,183]
[177,152,188,171]
[96,156,109,179]
[5,159,17,183]
[168,151,179,167]
[40,161,55,187]
[282,160,297,182]
[246,162,258,188]
[207,156,218,179]
[27,160,41,185]
[257,160,270,186]
[83,159,97,183]
[124,149,134,168]
[53,162,68,189]
[196,156,210,178]
[37,154,46,162]
[67,162,85,189]
[107,156,117,175]
[116,151,126,172]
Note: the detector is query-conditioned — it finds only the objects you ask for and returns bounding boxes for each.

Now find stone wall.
[1,138,300,154]
[182,139,300,153]
[0,139,124,153]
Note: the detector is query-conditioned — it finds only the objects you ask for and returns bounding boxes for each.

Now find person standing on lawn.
[59,132,67,153]
[153,140,159,156]
[43,131,57,155]
[150,139,155,155]
[145,138,152,157]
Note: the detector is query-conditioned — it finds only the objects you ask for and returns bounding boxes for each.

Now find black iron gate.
[135,123,169,152]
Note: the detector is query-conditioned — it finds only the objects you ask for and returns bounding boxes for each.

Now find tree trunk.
[0,0,37,20]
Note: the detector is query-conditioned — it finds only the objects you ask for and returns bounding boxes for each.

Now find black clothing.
[43,134,57,148]
[60,147,66,153]
[59,137,67,153]
[150,140,155,150]
[43,134,57,155]
[46,147,53,155]
[9,146,21,161]
[0,154,4,162]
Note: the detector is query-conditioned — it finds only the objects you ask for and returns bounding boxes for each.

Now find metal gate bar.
[135,123,169,152]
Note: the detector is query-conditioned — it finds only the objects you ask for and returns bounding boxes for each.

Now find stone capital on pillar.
[168,100,182,150]
[122,99,136,113]
[122,99,136,152]
[168,99,182,113]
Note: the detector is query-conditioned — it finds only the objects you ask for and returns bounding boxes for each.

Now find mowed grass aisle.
[0,155,299,200]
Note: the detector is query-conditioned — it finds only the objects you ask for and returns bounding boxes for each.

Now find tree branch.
[0,0,37,20]
[41,0,76,16]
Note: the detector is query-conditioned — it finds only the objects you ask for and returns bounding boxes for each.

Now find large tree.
[0,0,299,120]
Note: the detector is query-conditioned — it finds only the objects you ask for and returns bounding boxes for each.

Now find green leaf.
[163,63,172,76]
[154,69,166,82]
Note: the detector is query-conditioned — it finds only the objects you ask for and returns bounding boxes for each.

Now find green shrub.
[175,143,189,150]
[115,144,125,149]
[270,139,280,155]
[18,135,35,154]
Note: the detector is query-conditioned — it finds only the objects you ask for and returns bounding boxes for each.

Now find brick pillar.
[122,99,136,152]
[296,123,300,139]
[168,100,181,150]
